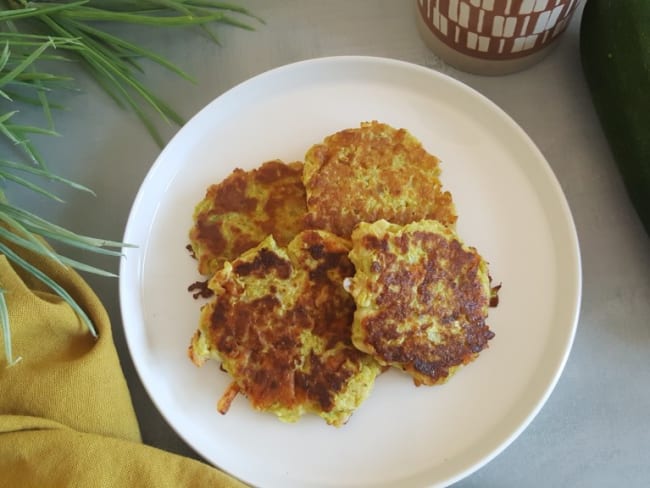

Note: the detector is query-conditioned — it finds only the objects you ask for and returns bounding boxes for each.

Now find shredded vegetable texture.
[0,0,259,366]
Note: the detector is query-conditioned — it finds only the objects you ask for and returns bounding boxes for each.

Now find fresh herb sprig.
[0,1,260,366]
[4,0,261,146]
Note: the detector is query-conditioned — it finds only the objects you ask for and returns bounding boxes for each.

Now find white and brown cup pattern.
[416,0,581,73]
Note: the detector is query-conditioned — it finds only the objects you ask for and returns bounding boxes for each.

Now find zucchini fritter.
[302,121,457,238]
[189,160,307,276]
[345,219,496,386]
[188,230,381,426]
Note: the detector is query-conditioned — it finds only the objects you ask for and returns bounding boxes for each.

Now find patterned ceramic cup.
[416,0,581,75]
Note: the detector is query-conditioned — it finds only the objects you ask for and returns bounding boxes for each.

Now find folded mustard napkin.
[0,240,245,487]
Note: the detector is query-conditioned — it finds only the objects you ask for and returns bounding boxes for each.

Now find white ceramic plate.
[120,56,581,488]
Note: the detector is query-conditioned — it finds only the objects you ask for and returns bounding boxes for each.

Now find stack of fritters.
[187,121,498,426]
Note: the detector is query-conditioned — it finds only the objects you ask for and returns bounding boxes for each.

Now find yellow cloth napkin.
[0,240,246,487]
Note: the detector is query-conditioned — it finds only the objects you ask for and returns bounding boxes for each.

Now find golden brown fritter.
[302,121,457,238]
[345,219,496,386]
[188,230,381,426]
[189,160,307,276]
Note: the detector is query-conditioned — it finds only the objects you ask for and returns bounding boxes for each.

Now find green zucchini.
[580,0,650,235]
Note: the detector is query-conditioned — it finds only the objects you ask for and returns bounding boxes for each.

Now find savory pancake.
[188,230,381,426]
[189,159,307,276]
[302,121,457,238]
[345,219,497,386]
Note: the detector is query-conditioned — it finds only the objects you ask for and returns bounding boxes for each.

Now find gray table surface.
[6,1,649,487]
